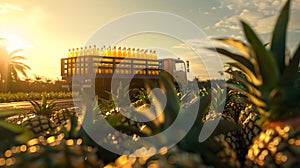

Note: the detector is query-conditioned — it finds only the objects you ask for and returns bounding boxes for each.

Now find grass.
[0,91,72,103]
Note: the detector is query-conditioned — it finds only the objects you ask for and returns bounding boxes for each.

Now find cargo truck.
[60,47,189,98]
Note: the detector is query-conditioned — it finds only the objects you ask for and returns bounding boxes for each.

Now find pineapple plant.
[202,85,244,168]
[212,0,300,167]
[1,105,103,167]
[175,82,244,168]
[222,75,262,166]
[1,135,103,167]
[50,108,79,132]
[21,95,57,136]
[21,115,56,137]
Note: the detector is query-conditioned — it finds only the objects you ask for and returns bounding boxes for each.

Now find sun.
[0,34,31,52]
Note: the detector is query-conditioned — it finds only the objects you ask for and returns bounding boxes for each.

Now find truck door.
[161,59,187,93]
[173,60,187,92]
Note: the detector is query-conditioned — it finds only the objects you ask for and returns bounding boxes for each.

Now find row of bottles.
[67,45,158,60]
[66,65,159,75]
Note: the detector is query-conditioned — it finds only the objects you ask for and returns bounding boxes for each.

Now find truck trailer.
[61,46,189,98]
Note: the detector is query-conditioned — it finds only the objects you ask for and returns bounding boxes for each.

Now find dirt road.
[0,99,75,112]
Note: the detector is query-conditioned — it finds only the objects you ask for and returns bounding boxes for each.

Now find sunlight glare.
[0,34,31,52]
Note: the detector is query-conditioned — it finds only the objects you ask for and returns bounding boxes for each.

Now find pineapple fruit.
[212,0,300,167]
[0,136,102,168]
[51,108,79,132]
[20,95,58,137]
[21,115,56,136]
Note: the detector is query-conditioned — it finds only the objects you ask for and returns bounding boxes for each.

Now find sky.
[0,0,299,81]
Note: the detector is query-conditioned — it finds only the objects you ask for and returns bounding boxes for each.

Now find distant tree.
[44,78,53,84]
[33,74,43,83]
[0,38,31,92]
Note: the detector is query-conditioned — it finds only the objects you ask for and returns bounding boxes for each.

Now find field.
[0,1,299,167]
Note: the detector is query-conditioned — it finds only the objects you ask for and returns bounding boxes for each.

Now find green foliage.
[0,91,72,103]
[210,0,299,122]
[29,94,57,117]
[0,109,34,152]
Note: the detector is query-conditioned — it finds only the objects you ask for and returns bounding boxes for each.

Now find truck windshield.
[175,62,185,72]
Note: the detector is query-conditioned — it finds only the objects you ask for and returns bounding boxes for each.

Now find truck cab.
[160,58,188,93]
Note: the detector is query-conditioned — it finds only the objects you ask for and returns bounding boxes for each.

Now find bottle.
[79,47,84,56]
[136,48,140,58]
[122,47,127,57]
[102,45,107,56]
[75,48,79,57]
[101,45,104,56]
[140,49,144,59]
[117,47,122,57]
[113,46,117,56]
[67,49,72,58]
[96,48,100,56]
[149,50,153,60]
[153,50,158,60]
[92,45,97,55]
[71,48,75,57]
[127,48,131,58]
[107,46,112,56]
[121,47,129,74]
[144,49,148,59]
[84,46,88,56]
[131,48,136,58]
[88,45,92,55]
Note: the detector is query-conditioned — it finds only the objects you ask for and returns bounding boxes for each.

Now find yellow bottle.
[131,48,136,58]
[102,47,107,56]
[127,48,131,58]
[117,47,122,57]
[67,49,72,58]
[70,48,75,57]
[107,46,112,56]
[92,45,97,55]
[122,47,127,57]
[79,47,84,56]
[96,48,100,56]
[88,45,92,55]
[153,50,158,59]
[75,48,79,57]
[113,46,117,56]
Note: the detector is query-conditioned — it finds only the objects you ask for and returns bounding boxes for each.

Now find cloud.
[171,38,230,80]
[213,0,300,34]
[0,3,23,14]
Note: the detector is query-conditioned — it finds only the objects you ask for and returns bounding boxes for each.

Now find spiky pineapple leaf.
[226,70,262,97]
[29,100,41,112]
[208,47,256,74]
[270,0,290,73]
[281,44,300,87]
[214,38,251,58]
[242,21,280,92]
[226,83,267,110]
[30,96,56,116]
[0,120,34,143]
[227,62,262,86]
